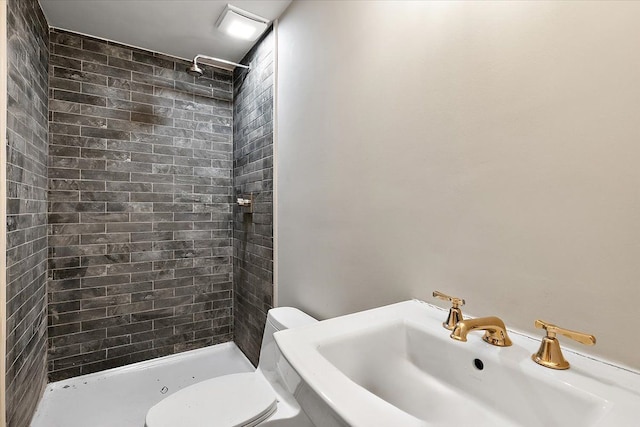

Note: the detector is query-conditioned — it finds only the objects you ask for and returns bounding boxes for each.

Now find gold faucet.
[432,290,465,330]
[531,319,596,370]
[450,316,513,347]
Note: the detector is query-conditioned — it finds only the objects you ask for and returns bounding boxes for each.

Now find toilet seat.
[145,372,278,427]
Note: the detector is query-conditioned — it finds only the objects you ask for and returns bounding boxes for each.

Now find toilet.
[145,307,317,427]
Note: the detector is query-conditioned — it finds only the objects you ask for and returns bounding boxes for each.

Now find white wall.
[276,0,640,369]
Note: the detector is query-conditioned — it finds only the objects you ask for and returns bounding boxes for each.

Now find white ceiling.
[39,0,293,63]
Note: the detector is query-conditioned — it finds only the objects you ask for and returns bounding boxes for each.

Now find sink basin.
[275,300,640,427]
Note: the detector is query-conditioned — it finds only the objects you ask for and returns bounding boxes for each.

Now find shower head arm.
[192,54,250,70]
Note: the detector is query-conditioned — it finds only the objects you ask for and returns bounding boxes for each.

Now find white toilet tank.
[258,307,317,374]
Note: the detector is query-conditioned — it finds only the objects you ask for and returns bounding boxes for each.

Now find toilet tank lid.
[267,307,317,331]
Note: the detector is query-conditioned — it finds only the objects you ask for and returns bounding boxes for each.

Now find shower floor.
[31,342,254,427]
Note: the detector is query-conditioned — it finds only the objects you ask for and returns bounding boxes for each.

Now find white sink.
[275,300,640,427]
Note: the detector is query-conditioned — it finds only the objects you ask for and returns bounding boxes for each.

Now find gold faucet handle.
[534,320,596,346]
[432,290,465,308]
[433,291,465,330]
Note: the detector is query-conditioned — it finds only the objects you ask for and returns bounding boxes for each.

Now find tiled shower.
[5,0,275,425]
[47,28,235,381]
[232,31,275,366]
[6,0,49,424]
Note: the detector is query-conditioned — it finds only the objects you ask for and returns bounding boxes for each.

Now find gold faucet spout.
[450,316,513,347]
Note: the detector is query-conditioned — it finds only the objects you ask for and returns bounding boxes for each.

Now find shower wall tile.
[47,29,234,381]
[5,0,50,426]
[233,29,275,365]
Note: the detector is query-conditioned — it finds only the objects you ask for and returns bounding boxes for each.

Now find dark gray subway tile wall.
[47,29,234,381]
[5,0,50,426]
[233,29,275,365]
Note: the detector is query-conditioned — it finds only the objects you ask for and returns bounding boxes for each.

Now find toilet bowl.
[145,307,317,427]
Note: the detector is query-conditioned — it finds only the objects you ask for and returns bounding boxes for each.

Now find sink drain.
[473,358,484,370]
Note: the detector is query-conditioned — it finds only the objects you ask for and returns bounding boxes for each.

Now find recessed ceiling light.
[216,4,269,41]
